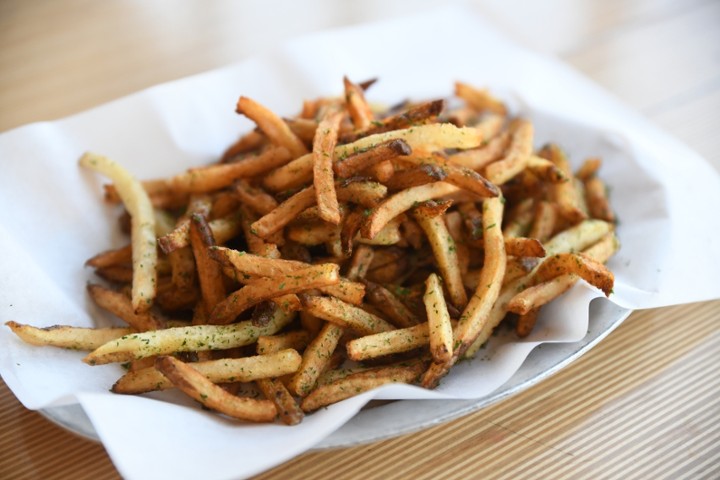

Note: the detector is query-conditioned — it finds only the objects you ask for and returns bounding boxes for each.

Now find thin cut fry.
[87,284,164,331]
[113,348,301,394]
[155,356,277,422]
[334,139,411,178]
[210,263,340,324]
[484,119,533,185]
[533,253,614,296]
[301,363,425,412]
[362,182,460,240]
[422,196,505,388]
[364,281,420,328]
[288,322,344,397]
[236,96,308,158]
[300,295,395,335]
[189,213,226,315]
[346,322,430,361]
[343,76,374,130]
[79,152,157,312]
[313,109,344,224]
[412,201,468,309]
[83,312,293,365]
[423,273,453,363]
[257,378,304,425]
[6,321,132,351]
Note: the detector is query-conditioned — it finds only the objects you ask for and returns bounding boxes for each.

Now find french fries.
[112,349,302,394]
[6,321,132,350]
[155,356,278,422]
[80,152,158,313]
[7,78,619,425]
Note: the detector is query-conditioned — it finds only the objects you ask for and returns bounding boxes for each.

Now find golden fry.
[80,152,157,312]
[6,321,132,351]
[155,356,277,422]
[313,109,344,224]
[83,312,293,365]
[288,322,344,397]
[301,362,425,413]
[113,348,301,394]
[300,295,395,335]
[423,273,453,364]
[236,96,308,158]
[210,263,340,324]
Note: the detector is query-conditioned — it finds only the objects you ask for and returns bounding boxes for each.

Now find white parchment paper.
[2,7,719,480]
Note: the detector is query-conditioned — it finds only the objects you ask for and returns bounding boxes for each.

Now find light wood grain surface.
[1,1,719,479]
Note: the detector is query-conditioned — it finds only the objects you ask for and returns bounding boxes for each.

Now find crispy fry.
[455,81,507,115]
[85,245,132,269]
[155,356,277,422]
[159,210,243,254]
[210,247,364,305]
[210,263,340,324]
[83,312,293,365]
[585,176,615,222]
[362,182,459,240]
[236,96,308,158]
[412,201,468,309]
[422,196,506,388]
[189,213,226,315]
[447,130,510,170]
[364,280,420,328]
[346,322,430,361]
[334,139,411,178]
[341,99,445,143]
[528,200,558,243]
[80,152,157,312]
[300,295,394,335]
[397,151,499,198]
[301,362,425,412]
[542,144,588,225]
[233,179,278,215]
[257,378,304,425]
[313,109,344,224]
[533,253,614,296]
[504,237,546,258]
[251,186,316,239]
[423,273,453,363]
[6,321,132,351]
[343,76,374,130]
[112,349,301,394]
[87,284,164,331]
[288,322,344,397]
[256,330,311,355]
[484,119,533,185]
[508,232,619,317]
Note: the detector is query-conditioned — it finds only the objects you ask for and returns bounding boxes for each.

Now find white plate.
[42,299,631,448]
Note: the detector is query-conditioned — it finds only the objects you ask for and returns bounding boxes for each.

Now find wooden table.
[1,1,718,478]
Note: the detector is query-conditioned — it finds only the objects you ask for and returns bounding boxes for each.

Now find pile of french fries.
[6,78,618,424]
